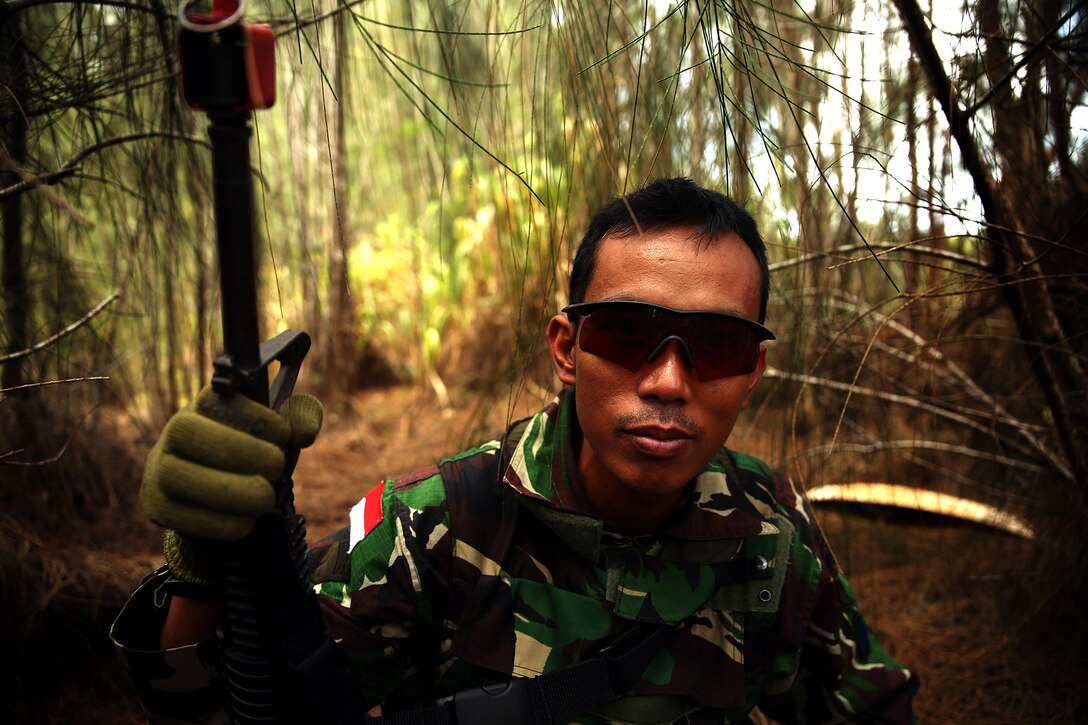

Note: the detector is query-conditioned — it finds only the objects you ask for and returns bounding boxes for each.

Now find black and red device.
[174,3,362,723]
[178,0,276,112]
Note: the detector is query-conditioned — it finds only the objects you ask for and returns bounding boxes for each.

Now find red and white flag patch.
[349,481,386,551]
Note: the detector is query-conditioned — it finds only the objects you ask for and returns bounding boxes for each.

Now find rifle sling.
[368,621,673,725]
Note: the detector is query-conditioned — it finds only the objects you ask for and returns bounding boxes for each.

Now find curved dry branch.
[783,286,1067,472]
[0,375,110,396]
[0,132,208,201]
[764,365,1074,484]
[0,293,120,364]
[791,439,1046,474]
[809,426,1039,503]
[770,241,988,273]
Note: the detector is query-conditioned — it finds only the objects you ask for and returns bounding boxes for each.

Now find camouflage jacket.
[112,387,917,724]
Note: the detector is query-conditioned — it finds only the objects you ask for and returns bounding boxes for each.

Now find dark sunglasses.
[563,300,775,382]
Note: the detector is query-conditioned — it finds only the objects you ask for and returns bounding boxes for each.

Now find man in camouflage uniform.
[113,178,918,723]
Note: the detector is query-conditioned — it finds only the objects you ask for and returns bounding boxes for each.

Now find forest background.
[1,0,1086,722]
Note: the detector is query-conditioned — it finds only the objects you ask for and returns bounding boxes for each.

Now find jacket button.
[754,555,768,572]
[758,589,772,603]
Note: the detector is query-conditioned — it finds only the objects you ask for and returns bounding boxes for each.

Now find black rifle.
[177,3,364,722]
[175,6,670,725]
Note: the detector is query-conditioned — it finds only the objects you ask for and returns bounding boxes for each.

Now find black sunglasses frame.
[562,300,776,342]
[561,300,775,382]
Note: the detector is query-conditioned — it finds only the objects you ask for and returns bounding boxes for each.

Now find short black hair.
[568,177,770,322]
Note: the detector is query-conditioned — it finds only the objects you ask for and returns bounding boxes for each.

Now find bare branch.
[791,439,1047,475]
[798,288,1042,420]
[0,293,120,364]
[798,432,1041,504]
[0,133,208,201]
[0,376,110,396]
[0,403,98,467]
[770,241,988,274]
[764,365,1074,484]
[782,287,1066,468]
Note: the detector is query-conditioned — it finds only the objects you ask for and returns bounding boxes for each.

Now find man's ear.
[547,314,577,386]
[739,345,768,410]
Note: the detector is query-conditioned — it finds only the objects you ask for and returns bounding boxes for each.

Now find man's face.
[547,226,767,529]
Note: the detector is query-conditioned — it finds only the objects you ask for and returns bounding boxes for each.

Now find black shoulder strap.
[365,621,672,725]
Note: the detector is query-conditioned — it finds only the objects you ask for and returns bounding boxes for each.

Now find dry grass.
[1,392,160,724]
[821,511,1087,723]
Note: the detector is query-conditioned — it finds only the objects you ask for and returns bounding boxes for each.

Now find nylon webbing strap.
[525,622,674,724]
[363,622,671,725]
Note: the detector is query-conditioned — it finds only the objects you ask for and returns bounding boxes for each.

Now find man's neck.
[581,477,685,535]
[561,394,686,535]
[572,434,686,535]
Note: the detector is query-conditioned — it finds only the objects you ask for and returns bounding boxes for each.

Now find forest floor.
[5,385,1085,724]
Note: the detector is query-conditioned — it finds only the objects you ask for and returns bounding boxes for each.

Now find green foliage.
[346,154,568,386]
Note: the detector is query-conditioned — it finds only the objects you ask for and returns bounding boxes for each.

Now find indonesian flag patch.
[349,481,386,551]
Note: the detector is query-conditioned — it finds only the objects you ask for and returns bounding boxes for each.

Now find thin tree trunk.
[163,153,180,410]
[905,55,923,330]
[327,7,356,401]
[289,57,321,366]
[1,13,30,395]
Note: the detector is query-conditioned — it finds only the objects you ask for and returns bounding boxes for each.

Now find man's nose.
[637,337,696,403]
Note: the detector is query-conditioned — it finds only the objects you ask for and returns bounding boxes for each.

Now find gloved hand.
[141,386,323,585]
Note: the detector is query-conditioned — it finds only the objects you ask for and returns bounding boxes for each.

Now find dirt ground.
[7,385,1086,723]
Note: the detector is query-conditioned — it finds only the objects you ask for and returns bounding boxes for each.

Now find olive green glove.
[141,386,323,585]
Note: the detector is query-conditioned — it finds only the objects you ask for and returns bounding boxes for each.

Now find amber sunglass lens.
[577,306,659,372]
[579,305,762,380]
[686,318,759,380]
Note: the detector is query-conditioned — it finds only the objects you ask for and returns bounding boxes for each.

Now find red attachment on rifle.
[177,0,276,111]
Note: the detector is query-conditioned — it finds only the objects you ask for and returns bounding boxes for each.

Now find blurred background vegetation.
[1,0,1086,721]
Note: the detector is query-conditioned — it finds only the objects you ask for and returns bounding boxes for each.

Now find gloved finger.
[148,495,259,541]
[280,394,323,448]
[164,409,286,480]
[141,464,261,541]
[156,452,277,517]
[194,385,292,447]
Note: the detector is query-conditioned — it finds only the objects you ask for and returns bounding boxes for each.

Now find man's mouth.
[622,425,695,458]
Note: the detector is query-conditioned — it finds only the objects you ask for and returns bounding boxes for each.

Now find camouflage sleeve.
[112,468,456,720]
[758,472,920,724]
[313,467,455,712]
[109,567,228,725]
